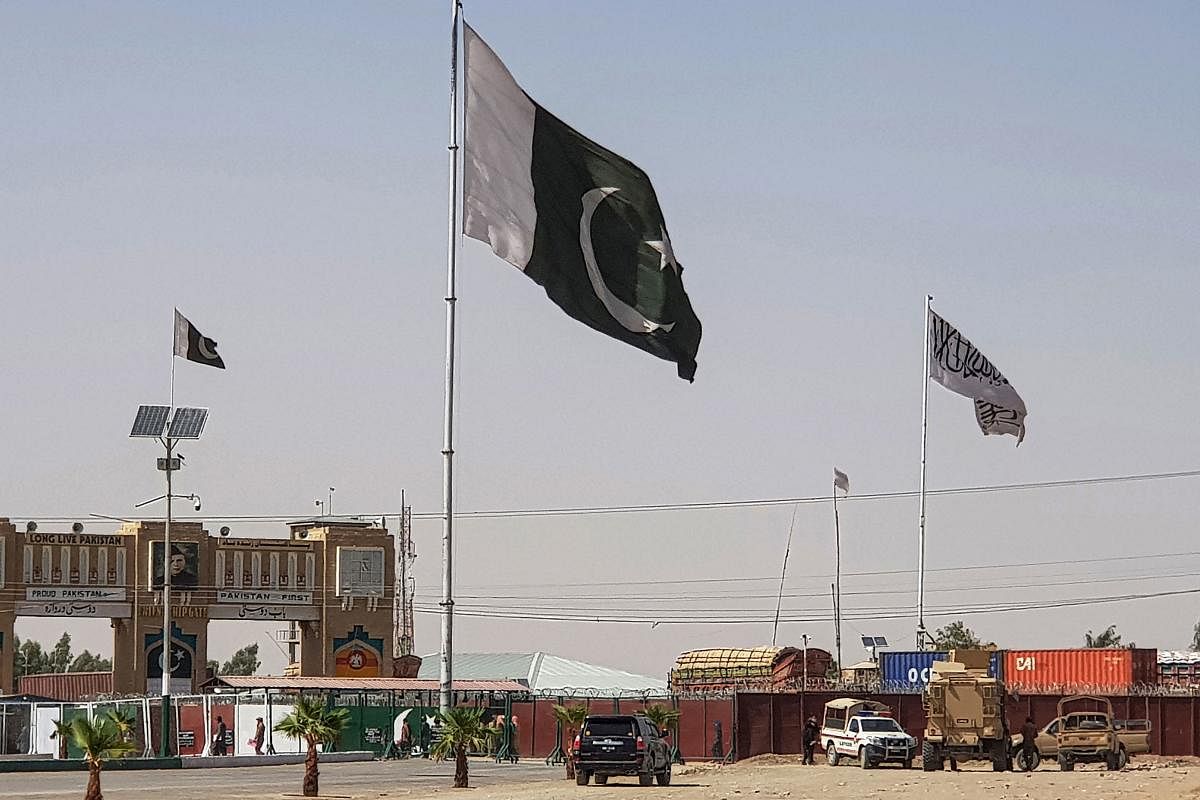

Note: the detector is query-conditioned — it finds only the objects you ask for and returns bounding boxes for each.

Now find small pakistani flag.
[462,23,702,381]
[173,309,225,369]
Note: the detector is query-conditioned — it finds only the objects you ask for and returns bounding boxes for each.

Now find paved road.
[2,758,559,799]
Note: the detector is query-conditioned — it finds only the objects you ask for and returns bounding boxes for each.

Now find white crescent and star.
[197,337,220,361]
[579,187,676,334]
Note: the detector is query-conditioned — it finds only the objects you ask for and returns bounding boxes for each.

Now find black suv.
[572,714,672,786]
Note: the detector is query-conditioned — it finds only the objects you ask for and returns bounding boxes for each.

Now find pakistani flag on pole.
[462,23,702,381]
[173,309,225,369]
[928,310,1026,443]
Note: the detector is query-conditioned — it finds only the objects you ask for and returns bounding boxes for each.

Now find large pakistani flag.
[461,24,702,381]
[928,310,1027,443]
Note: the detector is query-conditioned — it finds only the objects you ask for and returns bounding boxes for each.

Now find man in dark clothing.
[1020,716,1039,771]
[253,717,266,756]
[802,716,819,765]
[213,716,228,756]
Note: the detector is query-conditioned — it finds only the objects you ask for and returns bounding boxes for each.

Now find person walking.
[253,717,266,756]
[1020,716,1039,771]
[802,716,819,765]
[213,715,228,756]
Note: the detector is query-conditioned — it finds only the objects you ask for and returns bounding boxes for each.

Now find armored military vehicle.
[921,650,1010,772]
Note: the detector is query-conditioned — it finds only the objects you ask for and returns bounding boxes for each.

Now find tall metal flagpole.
[439,0,462,715]
[916,294,932,650]
[832,480,842,672]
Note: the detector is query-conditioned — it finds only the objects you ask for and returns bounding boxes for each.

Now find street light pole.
[160,436,173,759]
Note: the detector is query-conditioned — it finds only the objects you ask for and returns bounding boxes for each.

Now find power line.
[17,466,1200,525]
[415,567,1200,604]
[411,586,1200,625]
[414,467,1200,519]
[437,548,1200,592]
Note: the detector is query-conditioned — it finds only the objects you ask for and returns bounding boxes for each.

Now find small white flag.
[928,310,1026,443]
[833,468,850,494]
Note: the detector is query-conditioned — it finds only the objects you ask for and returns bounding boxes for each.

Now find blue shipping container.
[878,651,1002,693]
[879,651,948,692]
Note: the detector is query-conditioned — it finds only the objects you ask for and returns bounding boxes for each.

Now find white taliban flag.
[928,310,1027,444]
[833,468,850,494]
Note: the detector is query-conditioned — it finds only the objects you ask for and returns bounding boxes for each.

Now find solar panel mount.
[130,405,171,438]
[168,407,209,440]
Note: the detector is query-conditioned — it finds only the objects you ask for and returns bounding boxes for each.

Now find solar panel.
[861,636,874,647]
[874,636,889,647]
[130,405,171,438]
[168,407,209,439]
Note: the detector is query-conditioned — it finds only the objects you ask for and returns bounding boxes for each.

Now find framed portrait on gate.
[150,541,200,589]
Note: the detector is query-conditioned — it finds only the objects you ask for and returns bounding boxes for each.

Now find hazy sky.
[2,1,1198,678]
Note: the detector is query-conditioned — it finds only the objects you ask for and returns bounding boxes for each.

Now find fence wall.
[735,691,1200,759]
[0,693,737,761]
[510,696,732,761]
[15,691,1200,761]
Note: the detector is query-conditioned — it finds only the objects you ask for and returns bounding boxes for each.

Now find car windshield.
[585,719,635,737]
[860,718,903,733]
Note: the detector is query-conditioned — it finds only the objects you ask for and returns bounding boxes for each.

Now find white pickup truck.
[820,698,918,769]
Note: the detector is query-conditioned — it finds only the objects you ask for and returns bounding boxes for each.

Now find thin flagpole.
[771,504,799,647]
[829,583,838,670]
[439,0,462,715]
[160,316,176,757]
[832,482,842,672]
[917,294,932,650]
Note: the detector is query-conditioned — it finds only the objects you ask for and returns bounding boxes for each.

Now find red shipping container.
[17,671,113,701]
[1003,648,1157,693]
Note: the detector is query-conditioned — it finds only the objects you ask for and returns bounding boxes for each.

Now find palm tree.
[67,713,136,800]
[273,696,351,798]
[644,704,683,762]
[552,704,588,779]
[51,718,73,761]
[430,708,496,788]
[104,708,137,745]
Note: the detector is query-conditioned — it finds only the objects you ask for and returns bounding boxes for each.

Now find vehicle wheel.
[1017,750,1040,772]
[576,770,590,786]
[656,763,672,786]
[921,740,937,772]
[1106,753,1119,771]
[827,743,840,767]
[594,775,608,785]
[903,759,913,770]
[1116,747,1128,770]
[859,747,872,769]
[1060,757,1074,772]
[639,772,654,787]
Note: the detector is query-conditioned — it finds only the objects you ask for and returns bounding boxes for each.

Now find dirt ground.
[379,755,1200,800]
